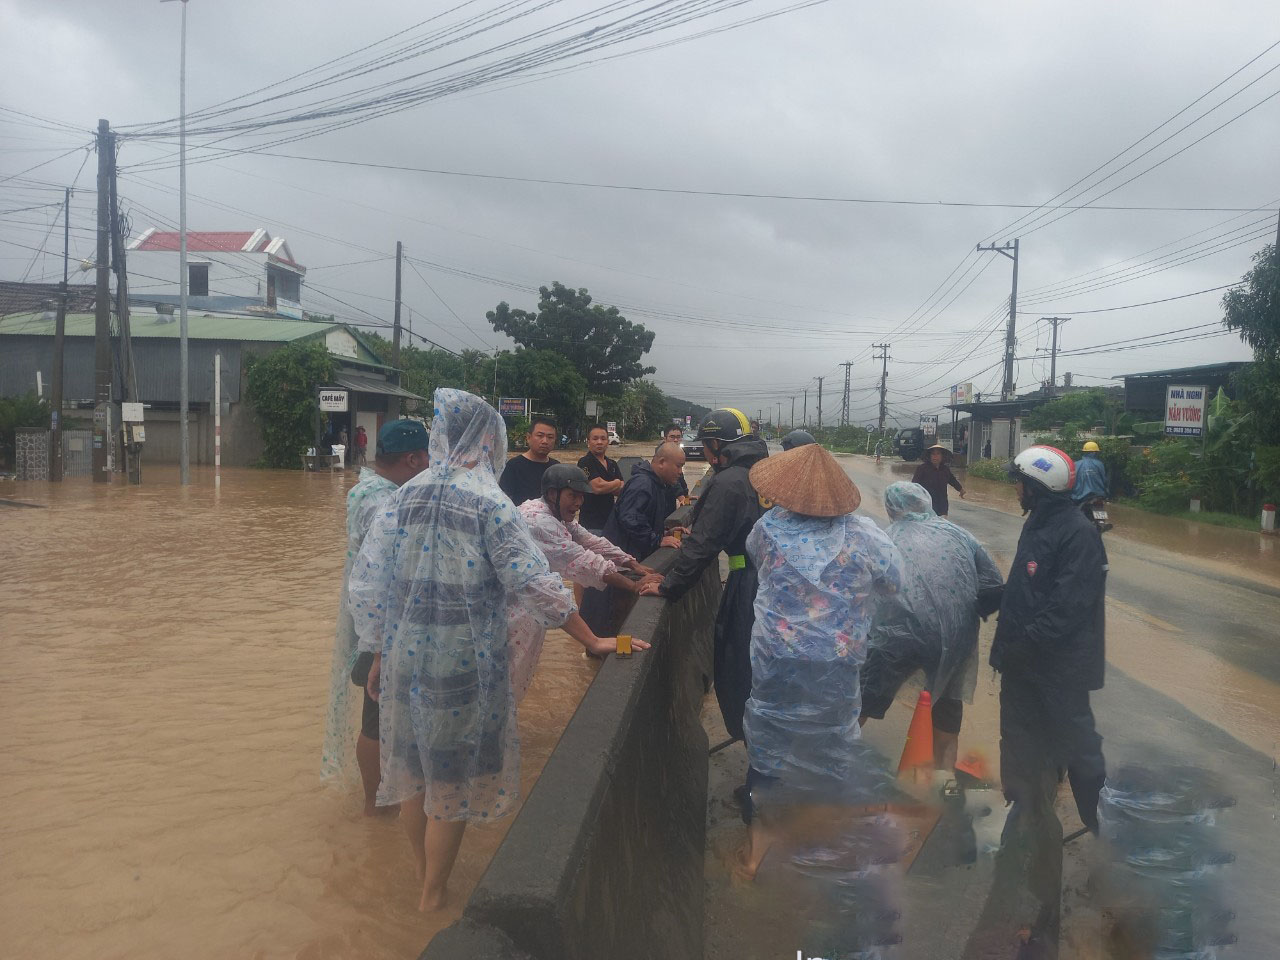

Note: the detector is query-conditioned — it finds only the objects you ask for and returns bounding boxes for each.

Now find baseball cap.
[377,419,430,456]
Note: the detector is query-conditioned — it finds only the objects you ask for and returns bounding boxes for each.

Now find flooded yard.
[0,466,601,960]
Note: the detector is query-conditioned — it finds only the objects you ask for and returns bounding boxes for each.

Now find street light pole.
[165,0,191,484]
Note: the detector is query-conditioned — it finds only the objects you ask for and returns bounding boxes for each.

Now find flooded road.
[845,455,1280,953]
[0,466,601,960]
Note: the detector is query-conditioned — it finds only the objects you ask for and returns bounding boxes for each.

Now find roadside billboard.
[1164,384,1207,437]
[498,397,529,418]
[950,383,973,405]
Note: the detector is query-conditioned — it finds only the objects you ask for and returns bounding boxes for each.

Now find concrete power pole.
[803,389,808,426]
[976,239,1020,402]
[176,0,191,485]
[393,241,403,373]
[92,119,112,483]
[839,361,853,427]
[790,395,795,428]
[977,239,1020,458]
[873,344,891,434]
[50,186,71,482]
[1043,317,1069,398]
[816,377,824,429]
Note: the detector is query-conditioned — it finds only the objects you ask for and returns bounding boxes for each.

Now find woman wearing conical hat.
[740,443,904,877]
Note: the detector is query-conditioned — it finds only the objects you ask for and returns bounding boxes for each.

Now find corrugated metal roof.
[1116,361,1249,380]
[0,310,337,343]
[333,370,426,401]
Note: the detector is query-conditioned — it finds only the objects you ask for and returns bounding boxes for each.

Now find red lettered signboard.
[1164,384,1207,438]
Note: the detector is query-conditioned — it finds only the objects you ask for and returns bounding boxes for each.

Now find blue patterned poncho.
[744,506,903,790]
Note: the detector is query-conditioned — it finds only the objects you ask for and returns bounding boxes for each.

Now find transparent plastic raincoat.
[743,507,903,792]
[865,482,1003,706]
[321,467,397,782]
[348,390,575,820]
[507,497,634,701]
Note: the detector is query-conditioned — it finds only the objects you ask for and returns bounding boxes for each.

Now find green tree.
[601,380,670,439]
[1023,388,1128,433]
[244,340,334,468]
[486,282,655,396]
[1222,242,1279,358]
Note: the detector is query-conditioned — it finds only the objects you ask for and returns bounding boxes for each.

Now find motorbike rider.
[991,445,1107,902]
[780,428,816,452]
[1072,440,1108,505]
[640,408,770,752]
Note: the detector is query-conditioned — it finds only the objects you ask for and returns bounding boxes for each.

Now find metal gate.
[62,429,92,478]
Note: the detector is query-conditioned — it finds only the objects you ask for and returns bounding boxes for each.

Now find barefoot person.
[860,482,1004,772]
[739,443,902,876]
[321,419,430,815]
[349,390,601,910]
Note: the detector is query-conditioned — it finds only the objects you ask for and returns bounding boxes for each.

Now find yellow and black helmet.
[698,407,754,444]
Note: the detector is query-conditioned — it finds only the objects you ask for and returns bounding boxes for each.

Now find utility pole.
[839,361,853,427]
[50,186,70,482]
[108,132,141,484]
[92,119,112,483]
[816,377,824,429]
[976,239,1020,402]
[790,396,795,428]
[873,344,891,434]
[1042,317,1069,398]
[176,0,191,485]
[776,402,781,431]
[803,389,808,426]
[393,240,403,375]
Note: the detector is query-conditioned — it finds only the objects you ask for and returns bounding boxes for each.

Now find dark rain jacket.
[661,437,769,740]
[603,460,672,561]
[990,494,1108,691]
[911,460,964,516]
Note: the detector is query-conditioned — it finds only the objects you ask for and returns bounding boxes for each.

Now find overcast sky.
[2,0,1276,425]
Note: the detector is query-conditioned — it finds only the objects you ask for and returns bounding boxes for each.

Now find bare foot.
[419,885,448,911]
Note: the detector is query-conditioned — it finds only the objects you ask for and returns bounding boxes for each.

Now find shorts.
[351,651,379,741]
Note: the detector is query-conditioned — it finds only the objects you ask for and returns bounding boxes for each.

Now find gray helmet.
[781,429,816,452]
[541,463,592,495]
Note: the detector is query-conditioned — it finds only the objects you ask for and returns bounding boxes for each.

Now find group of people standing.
[322,391,1108,918]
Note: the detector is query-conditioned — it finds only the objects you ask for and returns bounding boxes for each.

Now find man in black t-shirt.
[499,416,558,505]
[577,424,624,532]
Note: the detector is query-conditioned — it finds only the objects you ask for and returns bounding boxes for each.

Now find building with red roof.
[127,227,306,318]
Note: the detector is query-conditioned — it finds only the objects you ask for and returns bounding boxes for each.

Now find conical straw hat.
[749,443,861,517]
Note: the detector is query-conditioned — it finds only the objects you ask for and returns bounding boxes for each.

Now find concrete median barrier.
[420,518,720,960]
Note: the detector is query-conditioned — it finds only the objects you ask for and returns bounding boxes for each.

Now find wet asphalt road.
[837,454,1280,954]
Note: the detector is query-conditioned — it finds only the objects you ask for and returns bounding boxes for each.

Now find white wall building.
[127,228,306,318]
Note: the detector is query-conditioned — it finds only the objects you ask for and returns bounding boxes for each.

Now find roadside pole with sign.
[315,387,349,460]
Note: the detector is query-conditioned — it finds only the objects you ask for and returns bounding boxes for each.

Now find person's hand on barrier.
[630,562,659,578]
[638,580,666,598]
[366,652,381,702]
[638,572,665,588]
[660,535,681,549]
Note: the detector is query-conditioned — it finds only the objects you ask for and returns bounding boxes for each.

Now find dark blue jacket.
[603,460,672,561]
[991,494,1107,690]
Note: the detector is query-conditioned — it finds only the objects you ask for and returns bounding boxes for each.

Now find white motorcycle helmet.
[1008,444,1076,494]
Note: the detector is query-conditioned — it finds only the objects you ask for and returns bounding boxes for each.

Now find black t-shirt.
[499,455,557,506]
[577,453,622,530]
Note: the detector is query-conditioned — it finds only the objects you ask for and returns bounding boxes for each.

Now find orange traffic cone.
[897,690,934,778]
[955,750,991,783]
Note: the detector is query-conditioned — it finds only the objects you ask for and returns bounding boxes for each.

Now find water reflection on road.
[0,466,599,960]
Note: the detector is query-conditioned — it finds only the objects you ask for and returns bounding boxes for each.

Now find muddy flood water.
[0,466,602,960]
